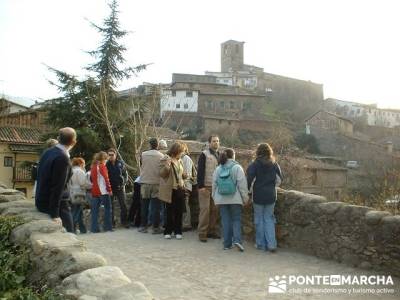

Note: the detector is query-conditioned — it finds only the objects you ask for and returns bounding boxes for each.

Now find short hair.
[149,137,159,149]
[71,157,85,167]
[219,148,235,165]
[58,127,76,146]
[107,148,117,154]
[45,138,58,148]
[167,142,185,158]
[208,135,219,143]
[256,143,275,162]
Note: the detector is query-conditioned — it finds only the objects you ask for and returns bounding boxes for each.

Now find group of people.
[34,128,282,253]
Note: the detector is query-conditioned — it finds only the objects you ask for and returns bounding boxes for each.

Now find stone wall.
[273,189,400,277]
[0,182,154,300]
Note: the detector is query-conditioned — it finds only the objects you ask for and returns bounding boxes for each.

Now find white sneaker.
[164,234,172,239]
[175,234,183,240]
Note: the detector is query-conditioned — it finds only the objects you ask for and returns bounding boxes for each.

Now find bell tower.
[221,40,244,72]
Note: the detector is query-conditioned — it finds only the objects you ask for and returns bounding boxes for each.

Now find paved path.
[78,229,399,300]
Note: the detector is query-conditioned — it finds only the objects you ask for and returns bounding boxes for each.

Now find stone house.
[0,97,28,116]
[0,126,42,198]
[305,110,354,136]
[206,40,324,121]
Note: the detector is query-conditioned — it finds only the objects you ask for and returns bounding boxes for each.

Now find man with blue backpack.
[212,148,249,251]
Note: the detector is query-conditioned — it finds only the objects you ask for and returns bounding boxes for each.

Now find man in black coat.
[35,127,77,232]
[106,148,129,228]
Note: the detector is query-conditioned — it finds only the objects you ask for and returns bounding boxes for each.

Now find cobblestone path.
[78,229,399,300]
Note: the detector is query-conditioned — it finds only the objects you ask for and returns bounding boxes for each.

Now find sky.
[0,0,399,109]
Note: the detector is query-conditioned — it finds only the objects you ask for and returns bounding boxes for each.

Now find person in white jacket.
[69,157,89,234]
[212,148,249,251]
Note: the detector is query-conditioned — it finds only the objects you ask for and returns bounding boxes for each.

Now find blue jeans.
[71,204,87,233]
[219,204,242,248]
[253,203,277,250]
[91,194,112,232]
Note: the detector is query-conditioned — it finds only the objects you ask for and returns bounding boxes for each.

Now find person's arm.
[236,166,249,204]
[275,163,283,180]
[48,156,70,218]
[197,153,206,189]
[160,157,171,179]
[211,167,218,199]
[122,163,128,185]
[246,163,256,191]
[100,164,112,194]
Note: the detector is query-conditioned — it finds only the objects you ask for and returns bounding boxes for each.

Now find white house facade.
[160,89,199,116]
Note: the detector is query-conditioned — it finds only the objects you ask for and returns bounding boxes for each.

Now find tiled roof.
[9,144,41,153]
[0,126,42,144]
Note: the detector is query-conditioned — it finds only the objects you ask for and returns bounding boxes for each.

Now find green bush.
[0,216,62,300]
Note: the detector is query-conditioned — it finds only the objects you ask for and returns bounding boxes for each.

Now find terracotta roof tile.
[0,126,42,144]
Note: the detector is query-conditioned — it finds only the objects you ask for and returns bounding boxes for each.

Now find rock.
[30,232,85,255]
[0,200,34,213]
[0,181,8,189]
[103,282,154,300]
[318,202,345,215]
[359,261,372,270]
[10,219,64,245]
[341,253,360,267]
[78,296,99,300]
[43,252,107,287]
[365,211,391,226]
[16,211,50,222]
[2,206,38,216]
[0,193,26,203]
[0,188,25,195]
[58,266,131,298]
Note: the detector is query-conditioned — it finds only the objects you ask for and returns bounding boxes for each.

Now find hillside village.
[1,40,399,211]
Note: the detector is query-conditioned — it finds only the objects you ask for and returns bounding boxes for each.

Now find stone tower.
[221,40,244,72]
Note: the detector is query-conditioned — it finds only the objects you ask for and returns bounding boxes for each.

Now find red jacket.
[91,163,112,197]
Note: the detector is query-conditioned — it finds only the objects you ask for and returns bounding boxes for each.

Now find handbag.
[171,161,186,201]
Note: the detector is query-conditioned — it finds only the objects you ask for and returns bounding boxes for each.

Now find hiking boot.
[138,227,148,233]
[152,227,163,234]
[234,242,244,252]
[207,233,221,239]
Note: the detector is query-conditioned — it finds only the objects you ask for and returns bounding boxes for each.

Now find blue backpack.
[216,163,237,195]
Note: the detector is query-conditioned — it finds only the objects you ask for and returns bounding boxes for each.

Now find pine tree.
[87,0,146,93]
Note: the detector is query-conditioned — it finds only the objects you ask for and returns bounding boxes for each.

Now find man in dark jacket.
[35,127,77,232]
[106,148,129,228]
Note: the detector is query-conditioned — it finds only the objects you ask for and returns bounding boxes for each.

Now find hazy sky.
[1,0,399,109]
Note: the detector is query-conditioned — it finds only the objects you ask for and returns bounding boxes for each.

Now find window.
[186,91,193,97]
[171,90,176,97]
[235,44,239,54]
[206,100,213,110]
[220,101,225,109]
[230,101,235,109]
[176,103,180,109]
[4,156,13,167]
[184,103,188,109]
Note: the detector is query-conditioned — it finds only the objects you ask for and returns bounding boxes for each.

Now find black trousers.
[111,188,128,226]
[164,189,185,235]
[60,200,74,233]
[128,182,141,227]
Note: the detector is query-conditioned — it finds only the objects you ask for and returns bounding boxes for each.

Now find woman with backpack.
[212,148,249,251]
[247,143,283,253]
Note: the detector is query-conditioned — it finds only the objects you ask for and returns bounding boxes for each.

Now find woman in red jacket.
[90,151,113,232]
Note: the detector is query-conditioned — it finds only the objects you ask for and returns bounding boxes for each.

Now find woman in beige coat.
[159,142,187,239]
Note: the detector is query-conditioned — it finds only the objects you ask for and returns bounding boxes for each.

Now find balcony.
[13,167,33,182]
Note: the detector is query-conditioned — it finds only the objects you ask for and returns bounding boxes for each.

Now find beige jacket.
[140,149,164,184]
[159,155,185,203]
